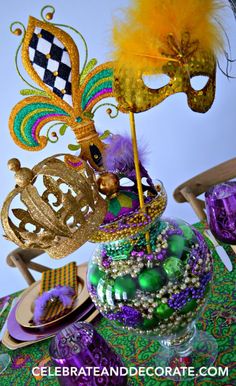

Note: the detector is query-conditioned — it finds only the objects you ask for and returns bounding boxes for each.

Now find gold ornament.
[13,28,22,36]
[97,172,120,197]
[9,16,114,171]
[1,155,107,259]
[45,12,54,20]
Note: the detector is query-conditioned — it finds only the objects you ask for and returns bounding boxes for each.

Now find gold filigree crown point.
[8,158,21,172]
[8,158,35,188]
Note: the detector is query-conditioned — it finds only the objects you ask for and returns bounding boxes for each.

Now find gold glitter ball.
[46,12,54,20]
[97,172,119,197]
[13,28,22,36]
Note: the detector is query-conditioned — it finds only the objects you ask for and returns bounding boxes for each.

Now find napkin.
[39,262,78,323]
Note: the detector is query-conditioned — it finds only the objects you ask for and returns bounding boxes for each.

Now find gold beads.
[13,28,22,36]
[97,172,119,197]
[8,158,34,187]
[45,12,54,20]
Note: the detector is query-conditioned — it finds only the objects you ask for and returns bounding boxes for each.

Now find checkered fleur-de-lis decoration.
[9,11,115,170]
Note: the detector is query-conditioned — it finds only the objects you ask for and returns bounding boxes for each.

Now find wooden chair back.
[173,157,236,221]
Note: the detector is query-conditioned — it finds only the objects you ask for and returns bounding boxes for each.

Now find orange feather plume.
[112,0,226,74]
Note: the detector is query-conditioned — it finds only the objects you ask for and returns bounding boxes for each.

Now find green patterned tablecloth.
[0,223,235,385]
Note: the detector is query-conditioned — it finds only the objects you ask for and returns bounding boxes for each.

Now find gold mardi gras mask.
[112,0,226,114]
[9,10,115,170]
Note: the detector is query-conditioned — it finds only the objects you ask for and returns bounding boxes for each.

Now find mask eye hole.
[142,74,170,89]
[89,144,103,167]
[190,75,209,90]
[119,177,135,188]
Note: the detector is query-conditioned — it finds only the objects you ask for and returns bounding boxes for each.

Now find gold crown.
[1,154,107,259]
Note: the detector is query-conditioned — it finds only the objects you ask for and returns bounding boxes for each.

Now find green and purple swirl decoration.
[81,66,114,112]
[10,99,69,150]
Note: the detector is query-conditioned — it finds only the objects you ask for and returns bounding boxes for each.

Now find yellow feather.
[113,0,226,74]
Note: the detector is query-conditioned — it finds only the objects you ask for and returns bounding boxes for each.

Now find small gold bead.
[13,28,22,36]
[53,71,58,76]
[61,89,66,94]
[46,53,51,59]
[46,12,54,20]
[37,33,42,38]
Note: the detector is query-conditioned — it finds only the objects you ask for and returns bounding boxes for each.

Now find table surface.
[0,223,235,386]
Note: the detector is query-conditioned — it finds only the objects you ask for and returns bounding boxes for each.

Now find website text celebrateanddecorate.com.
[32,365,229,378]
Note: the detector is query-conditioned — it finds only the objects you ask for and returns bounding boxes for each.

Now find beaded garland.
[87,218,213,336]
[90,184,167,242]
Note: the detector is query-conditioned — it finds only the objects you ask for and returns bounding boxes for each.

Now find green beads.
[88,264,105,287]
[114,275,137,299]
[180,299,197,314]
[154,303,174,319]
[105,241,132,261]
[179,224,194,241]
[163,257,183,281]
[138,268,165,292]
[168,235,185,257]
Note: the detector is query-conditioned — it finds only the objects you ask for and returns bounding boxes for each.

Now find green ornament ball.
[163,256,183,281]
[154,303,174,319]
[88,264,105,287]
[180,299,197,314]
[114,275,137,300]
[138,268,165,292]
[97,279,115,306]
[172,325,186,334]
[168,235,185,257]
[142,317,159,330]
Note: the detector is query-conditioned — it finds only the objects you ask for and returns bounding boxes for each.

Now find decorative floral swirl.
[10,99,69,150]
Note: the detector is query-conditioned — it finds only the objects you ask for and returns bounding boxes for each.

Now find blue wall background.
[0,0,235,296]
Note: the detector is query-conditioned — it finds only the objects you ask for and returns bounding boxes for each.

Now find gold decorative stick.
[129,112,151,253]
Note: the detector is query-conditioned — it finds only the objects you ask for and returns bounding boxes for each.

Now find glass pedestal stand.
[156,323,218,381]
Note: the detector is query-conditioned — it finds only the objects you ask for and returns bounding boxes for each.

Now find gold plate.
[15,263,89,329]
[2,309,99,350]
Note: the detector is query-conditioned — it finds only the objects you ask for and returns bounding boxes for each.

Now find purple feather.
[103,133,148,173]
[33,286,75,325]
[103,133,155,191]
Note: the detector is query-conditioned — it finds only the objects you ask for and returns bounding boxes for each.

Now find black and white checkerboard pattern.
[29,27,72,105]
